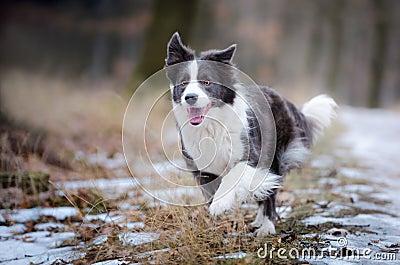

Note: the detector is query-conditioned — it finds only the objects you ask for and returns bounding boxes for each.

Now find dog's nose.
[185,93,198,105]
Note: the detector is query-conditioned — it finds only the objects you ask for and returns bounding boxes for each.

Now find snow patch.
[120,222,145,230]
[0,224,26,237]
[41,207,79,220]
[216,252,247,259]
[84,213,125,223]
[0,207,79,223]
[119,232,159,246]
[92,259,134,265]
[34,222,66,231]
[93,235,108,245]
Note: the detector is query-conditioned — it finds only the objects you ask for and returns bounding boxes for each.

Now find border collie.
[165,32,337,236]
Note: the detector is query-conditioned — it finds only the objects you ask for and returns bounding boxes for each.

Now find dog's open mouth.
[186,104,211,125]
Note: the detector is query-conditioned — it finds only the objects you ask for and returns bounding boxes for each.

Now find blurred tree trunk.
[326,0,343,94]
[306,2,323,75]
[368,0,388,108]
[127,0,199,94]
[87,0,115,81]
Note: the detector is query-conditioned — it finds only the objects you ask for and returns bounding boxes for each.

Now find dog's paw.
[209,191,235,217]
[255,219,276,236]
[250,215,264,228]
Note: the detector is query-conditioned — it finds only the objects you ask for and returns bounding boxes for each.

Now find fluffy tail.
[301,94,338,144]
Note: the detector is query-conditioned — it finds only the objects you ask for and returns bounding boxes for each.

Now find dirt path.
[340,107,400,210]
[299,107,400,264]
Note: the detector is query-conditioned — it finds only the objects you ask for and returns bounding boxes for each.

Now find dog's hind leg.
[250,201,264,228]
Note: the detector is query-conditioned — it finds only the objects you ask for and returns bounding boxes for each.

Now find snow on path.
[301,107,400,264]
[340,107,400,176]
[339,107,400,210]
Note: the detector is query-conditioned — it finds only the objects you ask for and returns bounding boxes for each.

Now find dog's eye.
[180,81,188,87]
[202,80,211,86]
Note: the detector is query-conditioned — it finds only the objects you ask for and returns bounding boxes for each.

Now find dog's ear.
[200,44,237,64]
[165,32,195,66]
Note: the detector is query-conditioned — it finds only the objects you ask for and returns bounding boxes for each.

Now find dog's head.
[165,32,238,126]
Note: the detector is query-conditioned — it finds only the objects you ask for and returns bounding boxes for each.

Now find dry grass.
[76,206,267,264]
[0,70,130,181]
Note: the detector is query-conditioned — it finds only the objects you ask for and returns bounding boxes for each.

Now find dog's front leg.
[209,162,282,217]
[209,162,251,216]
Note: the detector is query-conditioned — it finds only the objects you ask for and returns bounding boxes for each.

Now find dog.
[164,32,337,236]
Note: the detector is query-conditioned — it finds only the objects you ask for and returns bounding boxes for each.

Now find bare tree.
[368,0,388,108]
[326,0,344,94]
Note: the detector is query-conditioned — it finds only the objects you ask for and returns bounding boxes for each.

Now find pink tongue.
[187,107,205,125]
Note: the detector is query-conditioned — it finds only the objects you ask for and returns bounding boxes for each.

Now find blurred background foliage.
[1,0,400,109]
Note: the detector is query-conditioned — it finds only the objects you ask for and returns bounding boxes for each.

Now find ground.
[1,105,400,264]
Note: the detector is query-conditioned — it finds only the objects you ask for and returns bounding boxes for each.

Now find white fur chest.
[173,97,249,176]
